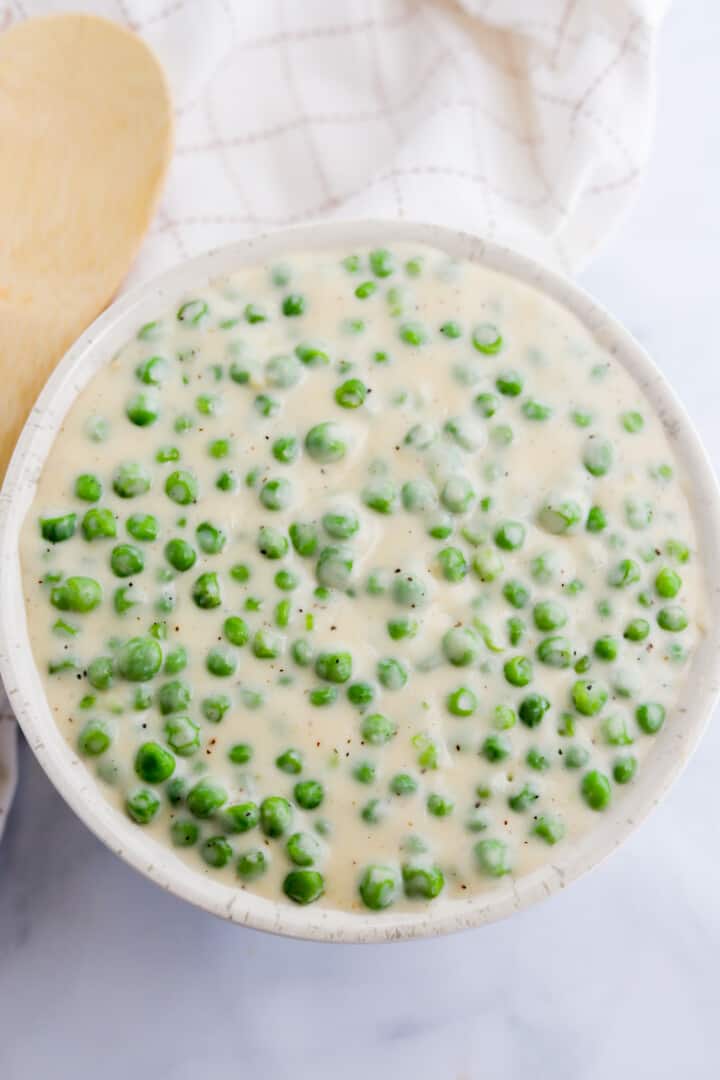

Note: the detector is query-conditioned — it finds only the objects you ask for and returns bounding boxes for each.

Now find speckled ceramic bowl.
[2,221,719,942]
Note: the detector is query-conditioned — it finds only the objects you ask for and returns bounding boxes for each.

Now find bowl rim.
[2,218,720,944]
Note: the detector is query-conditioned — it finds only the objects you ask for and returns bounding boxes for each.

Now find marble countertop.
[2,7,719,1078]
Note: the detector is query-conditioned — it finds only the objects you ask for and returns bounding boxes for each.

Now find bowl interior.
[2,220,720,942]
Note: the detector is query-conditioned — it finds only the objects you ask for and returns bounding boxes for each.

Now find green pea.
[315,651,353,684]
[156,678,191,712]
[187,778,227,819]
[533,600,567,632]
[385,772,415,797]
[126,392,159,427]
[165,469,198,506]
[369,248,394,277]
[494,521,525,551]
[196,521,226,555]
[666,539,690,564]
[472,545,503,582]
[474,392,499,418]
[258,525,289,559]
[87,656,114,691]
[74,474,102,502]
[294,780,324,810]
[621,410,644,433]
[522,399,553,421]
[85,414,109,442]
[624,618,650,642]
[237,849,269,880]
[305,421,347,463]
[135,355,166,385]
[359,865,400,910]
[503,655,533,687]
[171,820,199,847]
[472,323,502,354]
[266,352,302,388]
[427,793,454,817]
[518,693,550,727]
[537,499,582,534]
[50,576,102,614]
[387,616,419,642]
[164,538,196,572]
[286,521,316,558]
[347,682,375,708]
[613,755,638,784]
[200,836,232,869]
[398,321,428,346]
[192,571,221,609]
[134,741,175,783]
[436,546,467,582]
[202,694,231,723]
[290,639,313,668]
[532,816,565,845]
[481,733,510,763]
[335,378,367,408]
[177,298,209,325]
[164,646,187,675]
[205,647,236,677]
[402,863,444,899]
[358,280,379,302]
[594,636,619,662]
[442,626,480,667]
[220,802,259,835]
[295,342,330,367]
[219,615,247,648]
[156,445,180,464]
[446,687,477,717]
[322,509,359,540]
[440,320,462,339]
[391,574,428,609]
[377,657,408,690]
[441,475,475,514]
[316,546,353,590]
[507,782,539,812]
[228,743,253,766]
[601,714,633,746]
[116,636,162,682]
[581,769,611,810]
[126,789,160,824]
[260,796,293,838]
[496,370,523,396]
[564,744,589,770]
[536,635,572,669]
[77,719,111,756]
[125,513,158,543]
[353,761,375,785]
[362,479,398,515]
[110,543,144,578]
[252,628,282,660]
[164,715,200,757]
[636,701,665,734]
[655,567,682,598]
[282,293,306,317]
[474,838,511,876]
[361,713,397,746]
[260,478,293,512]
[586,506,607,533]
[243,302,266,325]
[81,507,117,540]
[657,605,688,632]
[502,579,529,610]
[286,831,322,867]
[272,435,299,464]
[524,747,550,773]
[582,438,613,477]
[571,680,608,716]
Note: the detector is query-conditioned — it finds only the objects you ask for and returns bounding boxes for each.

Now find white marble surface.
[2,6,720,1077]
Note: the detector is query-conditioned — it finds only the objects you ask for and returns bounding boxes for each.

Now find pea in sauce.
[20,244,704,913]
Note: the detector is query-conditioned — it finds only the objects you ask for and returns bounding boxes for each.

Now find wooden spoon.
[0,13,173,476]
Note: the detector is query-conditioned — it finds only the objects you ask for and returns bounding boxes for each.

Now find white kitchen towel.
[0,0,669,838]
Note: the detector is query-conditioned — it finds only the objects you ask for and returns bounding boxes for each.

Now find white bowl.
[2,220,719,943]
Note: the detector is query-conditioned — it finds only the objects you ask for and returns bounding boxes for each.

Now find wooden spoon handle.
[0,14,173,476]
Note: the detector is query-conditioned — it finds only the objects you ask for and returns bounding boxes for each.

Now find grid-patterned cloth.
[0,0,668,836]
